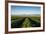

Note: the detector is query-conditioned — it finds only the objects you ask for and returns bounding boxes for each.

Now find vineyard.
[11,16,40,28]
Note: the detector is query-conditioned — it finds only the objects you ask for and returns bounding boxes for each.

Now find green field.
[11,16,40,28]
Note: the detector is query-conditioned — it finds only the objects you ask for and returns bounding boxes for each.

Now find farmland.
[11,16,40,28]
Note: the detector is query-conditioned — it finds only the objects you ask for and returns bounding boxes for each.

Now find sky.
[11,6,41,15]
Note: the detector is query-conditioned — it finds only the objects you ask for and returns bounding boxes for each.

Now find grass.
[11,16,40,28]
[22,18,31,27]
[11,16,21,20]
